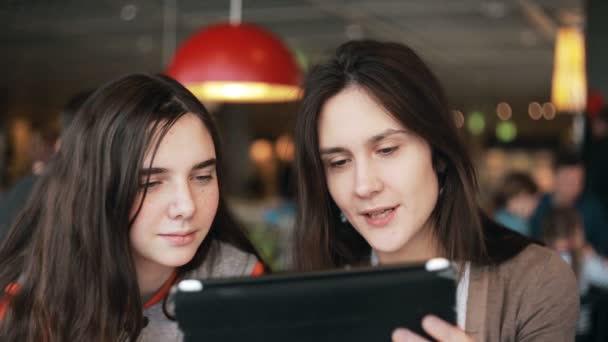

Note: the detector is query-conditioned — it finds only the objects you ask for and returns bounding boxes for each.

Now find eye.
[194,175,213,184]
[377,146,398,156]
[139,181,161,190]
[329,158,350,169]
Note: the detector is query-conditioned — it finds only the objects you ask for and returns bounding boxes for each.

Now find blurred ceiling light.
[249,139,274,164]
[166,0,301,103]
[496,102,512,120]
[120,4,138,21]
[275,135,295,162]
[542,102,556,120]
[496,121,517,143]
[452,110,465,128]
[551,27,587,113]
[467,111,486,136]
[528,102,542,120]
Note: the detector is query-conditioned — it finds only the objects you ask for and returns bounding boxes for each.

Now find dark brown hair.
[0,74,262,341]
[292,40,530,271]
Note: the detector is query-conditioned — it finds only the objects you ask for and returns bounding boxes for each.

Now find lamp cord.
[230,0,242,25]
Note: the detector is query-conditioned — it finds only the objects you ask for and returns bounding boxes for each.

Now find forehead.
[318,86,403,146]
[144,113,215,166]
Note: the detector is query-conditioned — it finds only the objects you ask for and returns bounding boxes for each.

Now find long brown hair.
[292,40,530,271]
[0,74,261,341]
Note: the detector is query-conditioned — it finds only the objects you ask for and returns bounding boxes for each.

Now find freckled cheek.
[192,188,220,222]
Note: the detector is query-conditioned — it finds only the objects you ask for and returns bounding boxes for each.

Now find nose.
[168,182,196,220]
[354,159,382,198]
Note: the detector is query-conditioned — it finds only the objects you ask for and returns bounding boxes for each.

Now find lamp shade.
[551,27,587,113]
[166,22,302,103]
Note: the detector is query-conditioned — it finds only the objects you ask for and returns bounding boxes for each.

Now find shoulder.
[187,241,261,279]
[493,209,511,222]
[492,243,577,302]
[491,244,579,340]
[495,243,574,283]
[0,175,39,225]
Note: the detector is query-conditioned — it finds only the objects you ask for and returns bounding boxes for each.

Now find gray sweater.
[138,242,259,342]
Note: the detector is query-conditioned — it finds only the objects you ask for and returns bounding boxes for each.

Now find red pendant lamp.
[166,1,301,103]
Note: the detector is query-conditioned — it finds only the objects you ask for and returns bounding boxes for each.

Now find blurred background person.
[585,104,608,212]
[542,206,608,294]
[530,149,608,256]
[493,171,540,236]
[542,206,608,340]
[0,90,92,241]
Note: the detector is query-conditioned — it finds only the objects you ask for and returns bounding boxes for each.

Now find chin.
[368,238,409,254]
[163,253,197,268]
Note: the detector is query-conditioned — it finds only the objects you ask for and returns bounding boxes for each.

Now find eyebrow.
[368,129,408,143]
[319,129,408,155]
[320,147,348,155]
[139,158,217,176]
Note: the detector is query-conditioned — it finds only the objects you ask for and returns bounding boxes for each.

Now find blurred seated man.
[530,149,608,256]
[0,90,92,241]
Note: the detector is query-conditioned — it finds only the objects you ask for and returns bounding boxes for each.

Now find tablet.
[174,258,456,341]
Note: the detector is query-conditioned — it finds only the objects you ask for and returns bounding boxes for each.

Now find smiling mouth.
[361,206,398,227]
[366,208,393,218]
[362,206,399,218]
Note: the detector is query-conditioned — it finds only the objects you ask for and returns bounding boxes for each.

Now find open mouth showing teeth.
[366,208,394,218]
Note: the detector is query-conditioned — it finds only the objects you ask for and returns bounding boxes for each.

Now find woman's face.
[318,86,440,263]
[130,113,219,273]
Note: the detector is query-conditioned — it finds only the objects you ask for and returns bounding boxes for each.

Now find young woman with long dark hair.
[0,74,264,341]
[292,40,578,341]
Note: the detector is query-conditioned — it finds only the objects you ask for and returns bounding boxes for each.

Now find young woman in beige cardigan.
[292,40,578,341]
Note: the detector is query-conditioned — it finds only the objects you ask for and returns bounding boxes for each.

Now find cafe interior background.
[1,0,607,270]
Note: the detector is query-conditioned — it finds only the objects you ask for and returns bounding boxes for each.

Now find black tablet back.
[175,260,456,341]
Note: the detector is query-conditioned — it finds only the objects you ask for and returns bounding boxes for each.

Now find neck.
[135,257,175,304]
[375,222,442,265]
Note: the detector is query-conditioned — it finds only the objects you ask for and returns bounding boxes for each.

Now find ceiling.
[0,0,583,131]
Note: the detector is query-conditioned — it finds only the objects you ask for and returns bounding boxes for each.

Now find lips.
[360,205,399,227]
[158,230,197,246]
